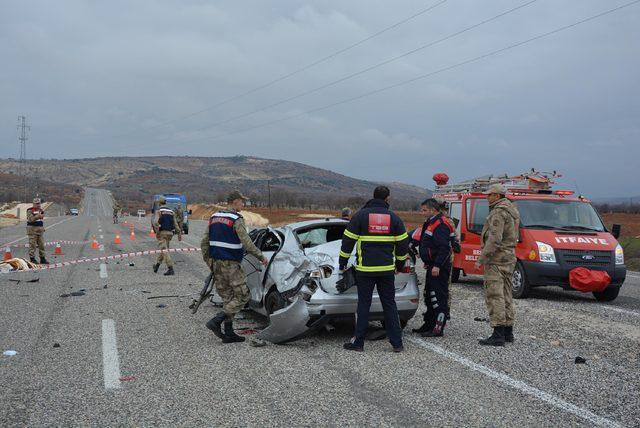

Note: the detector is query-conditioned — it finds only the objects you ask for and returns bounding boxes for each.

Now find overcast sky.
[1,0,638,197]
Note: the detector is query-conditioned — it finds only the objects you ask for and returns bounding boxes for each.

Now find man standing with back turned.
[339,186,409,352]
[476,184,520,346]
[202,191,268,344]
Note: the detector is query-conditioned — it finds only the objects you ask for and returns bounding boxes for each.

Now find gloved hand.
[336,267,355,293]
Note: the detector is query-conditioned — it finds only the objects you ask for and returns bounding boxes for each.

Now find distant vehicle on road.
[151,193,191,234]
[137,209,146,217]
[69,208,79,216]
[433,170,626,301]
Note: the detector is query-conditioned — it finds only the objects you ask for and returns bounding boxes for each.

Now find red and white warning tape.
[8,240,93,248]
[1,247,201,273]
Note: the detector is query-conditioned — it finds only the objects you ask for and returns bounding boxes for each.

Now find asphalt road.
[1,188,638,427]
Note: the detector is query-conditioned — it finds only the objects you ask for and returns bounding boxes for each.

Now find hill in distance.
[0,156,430,209]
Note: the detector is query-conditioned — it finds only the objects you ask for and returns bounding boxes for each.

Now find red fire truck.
[433,171,626,301]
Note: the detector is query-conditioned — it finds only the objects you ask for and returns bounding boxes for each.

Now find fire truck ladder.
[434,170,557,194]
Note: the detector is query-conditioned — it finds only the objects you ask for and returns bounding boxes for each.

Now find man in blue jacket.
[414,198,454,337]
[339,186,409,352]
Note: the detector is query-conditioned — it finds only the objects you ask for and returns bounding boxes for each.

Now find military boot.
[39,257,49,265]
[222,320,245,343]
[479,327,505,346]
[164,267,175,276]
[504,326,514,343]
[30,257,38,264]
[206,313,227,340]
[152,263,160,273]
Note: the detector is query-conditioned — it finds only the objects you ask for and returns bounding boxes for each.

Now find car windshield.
[515,200,605,231]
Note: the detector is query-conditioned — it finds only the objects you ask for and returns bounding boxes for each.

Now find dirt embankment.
[601,213,640,238]
[189,204,269,228]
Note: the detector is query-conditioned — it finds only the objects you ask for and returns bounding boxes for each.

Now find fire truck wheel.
[512,262,530,299]
[451,268,461,283]
[593,286,620,302]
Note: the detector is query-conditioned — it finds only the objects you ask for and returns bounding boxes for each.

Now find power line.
[165,0,539,140]
[165,0,640,148]
[113,0,449,138]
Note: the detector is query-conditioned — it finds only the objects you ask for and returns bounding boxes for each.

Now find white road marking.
[600,305,640,317]
[101,319,122,390]
[99,263,108,279]
[1,217,74,247]
[408,337,621,428]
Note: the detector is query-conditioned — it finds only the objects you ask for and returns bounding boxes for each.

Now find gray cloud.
[1,0,638,197]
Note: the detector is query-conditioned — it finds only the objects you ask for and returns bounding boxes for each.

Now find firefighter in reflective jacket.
[201,190,268,344]
[414,198,453,337]
[152,196,181,276]
[339,186,409,352]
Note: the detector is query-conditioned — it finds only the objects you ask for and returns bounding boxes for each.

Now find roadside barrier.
[0,247,201,273]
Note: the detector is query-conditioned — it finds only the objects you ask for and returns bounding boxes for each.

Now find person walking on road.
[113,202,120,224]
[412,198,453,337]
[339,186,409,352]
[475,184,520,346]
[202,190,268,344]
[26,198,48,265]
[174,203,184,233]
[152,196,181,276]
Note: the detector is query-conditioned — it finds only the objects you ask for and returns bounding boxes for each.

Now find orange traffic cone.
[54,242,64,256]
[130,230,136,241]
[124,220,128,226]
[91,236,99,250]
[114,233,122,244]
[3,246,12,261]
[149,228,156,238]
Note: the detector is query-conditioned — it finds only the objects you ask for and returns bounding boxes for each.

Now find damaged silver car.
[237,218,420,343]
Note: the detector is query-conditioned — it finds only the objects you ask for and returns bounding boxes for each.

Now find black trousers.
[353,273,402,348]
[423,263,450,333]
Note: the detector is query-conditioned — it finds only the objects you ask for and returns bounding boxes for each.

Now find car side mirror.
[611,224,621,239]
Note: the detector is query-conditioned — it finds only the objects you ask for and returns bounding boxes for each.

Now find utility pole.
[17,115,29,202]
[267,179,271,210]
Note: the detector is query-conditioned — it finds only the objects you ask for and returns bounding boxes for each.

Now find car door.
[243,227,283,306]
[461,197,488,274]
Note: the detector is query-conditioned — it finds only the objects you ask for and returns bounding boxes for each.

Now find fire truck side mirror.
[611,224,621,239]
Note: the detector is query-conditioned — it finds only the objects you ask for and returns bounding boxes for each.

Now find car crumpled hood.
[267,228,342,294]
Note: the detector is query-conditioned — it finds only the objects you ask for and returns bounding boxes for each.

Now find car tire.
[264,289,287,315]
[381,319,409,330]
[512,262,530,299]
[451,268,461,283]
[593,286,620,302]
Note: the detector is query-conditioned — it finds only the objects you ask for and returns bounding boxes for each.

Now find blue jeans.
[353,273,402,348]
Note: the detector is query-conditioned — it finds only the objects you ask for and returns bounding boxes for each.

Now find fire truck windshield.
[515,200,605,232]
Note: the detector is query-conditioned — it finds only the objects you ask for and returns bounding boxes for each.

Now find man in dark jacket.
[339,186,409,352]
[414,198,454,337]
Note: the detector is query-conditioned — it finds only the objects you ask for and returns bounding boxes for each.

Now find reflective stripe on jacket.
[208,211,244,261]
[339,199,409,275]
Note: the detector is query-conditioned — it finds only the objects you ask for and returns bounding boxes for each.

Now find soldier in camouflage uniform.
[476,184,520,346]
[174,203,184,233]
[112,202,120,224]
[26,198,48,264]
[152,196,181,276]
[201,190,268,344]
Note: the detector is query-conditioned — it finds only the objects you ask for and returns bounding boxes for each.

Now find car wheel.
[264,289,287,315]
[451,268,461,283]
[512,262,530,299]
[593,286,620,302]
[381,319,409,329]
